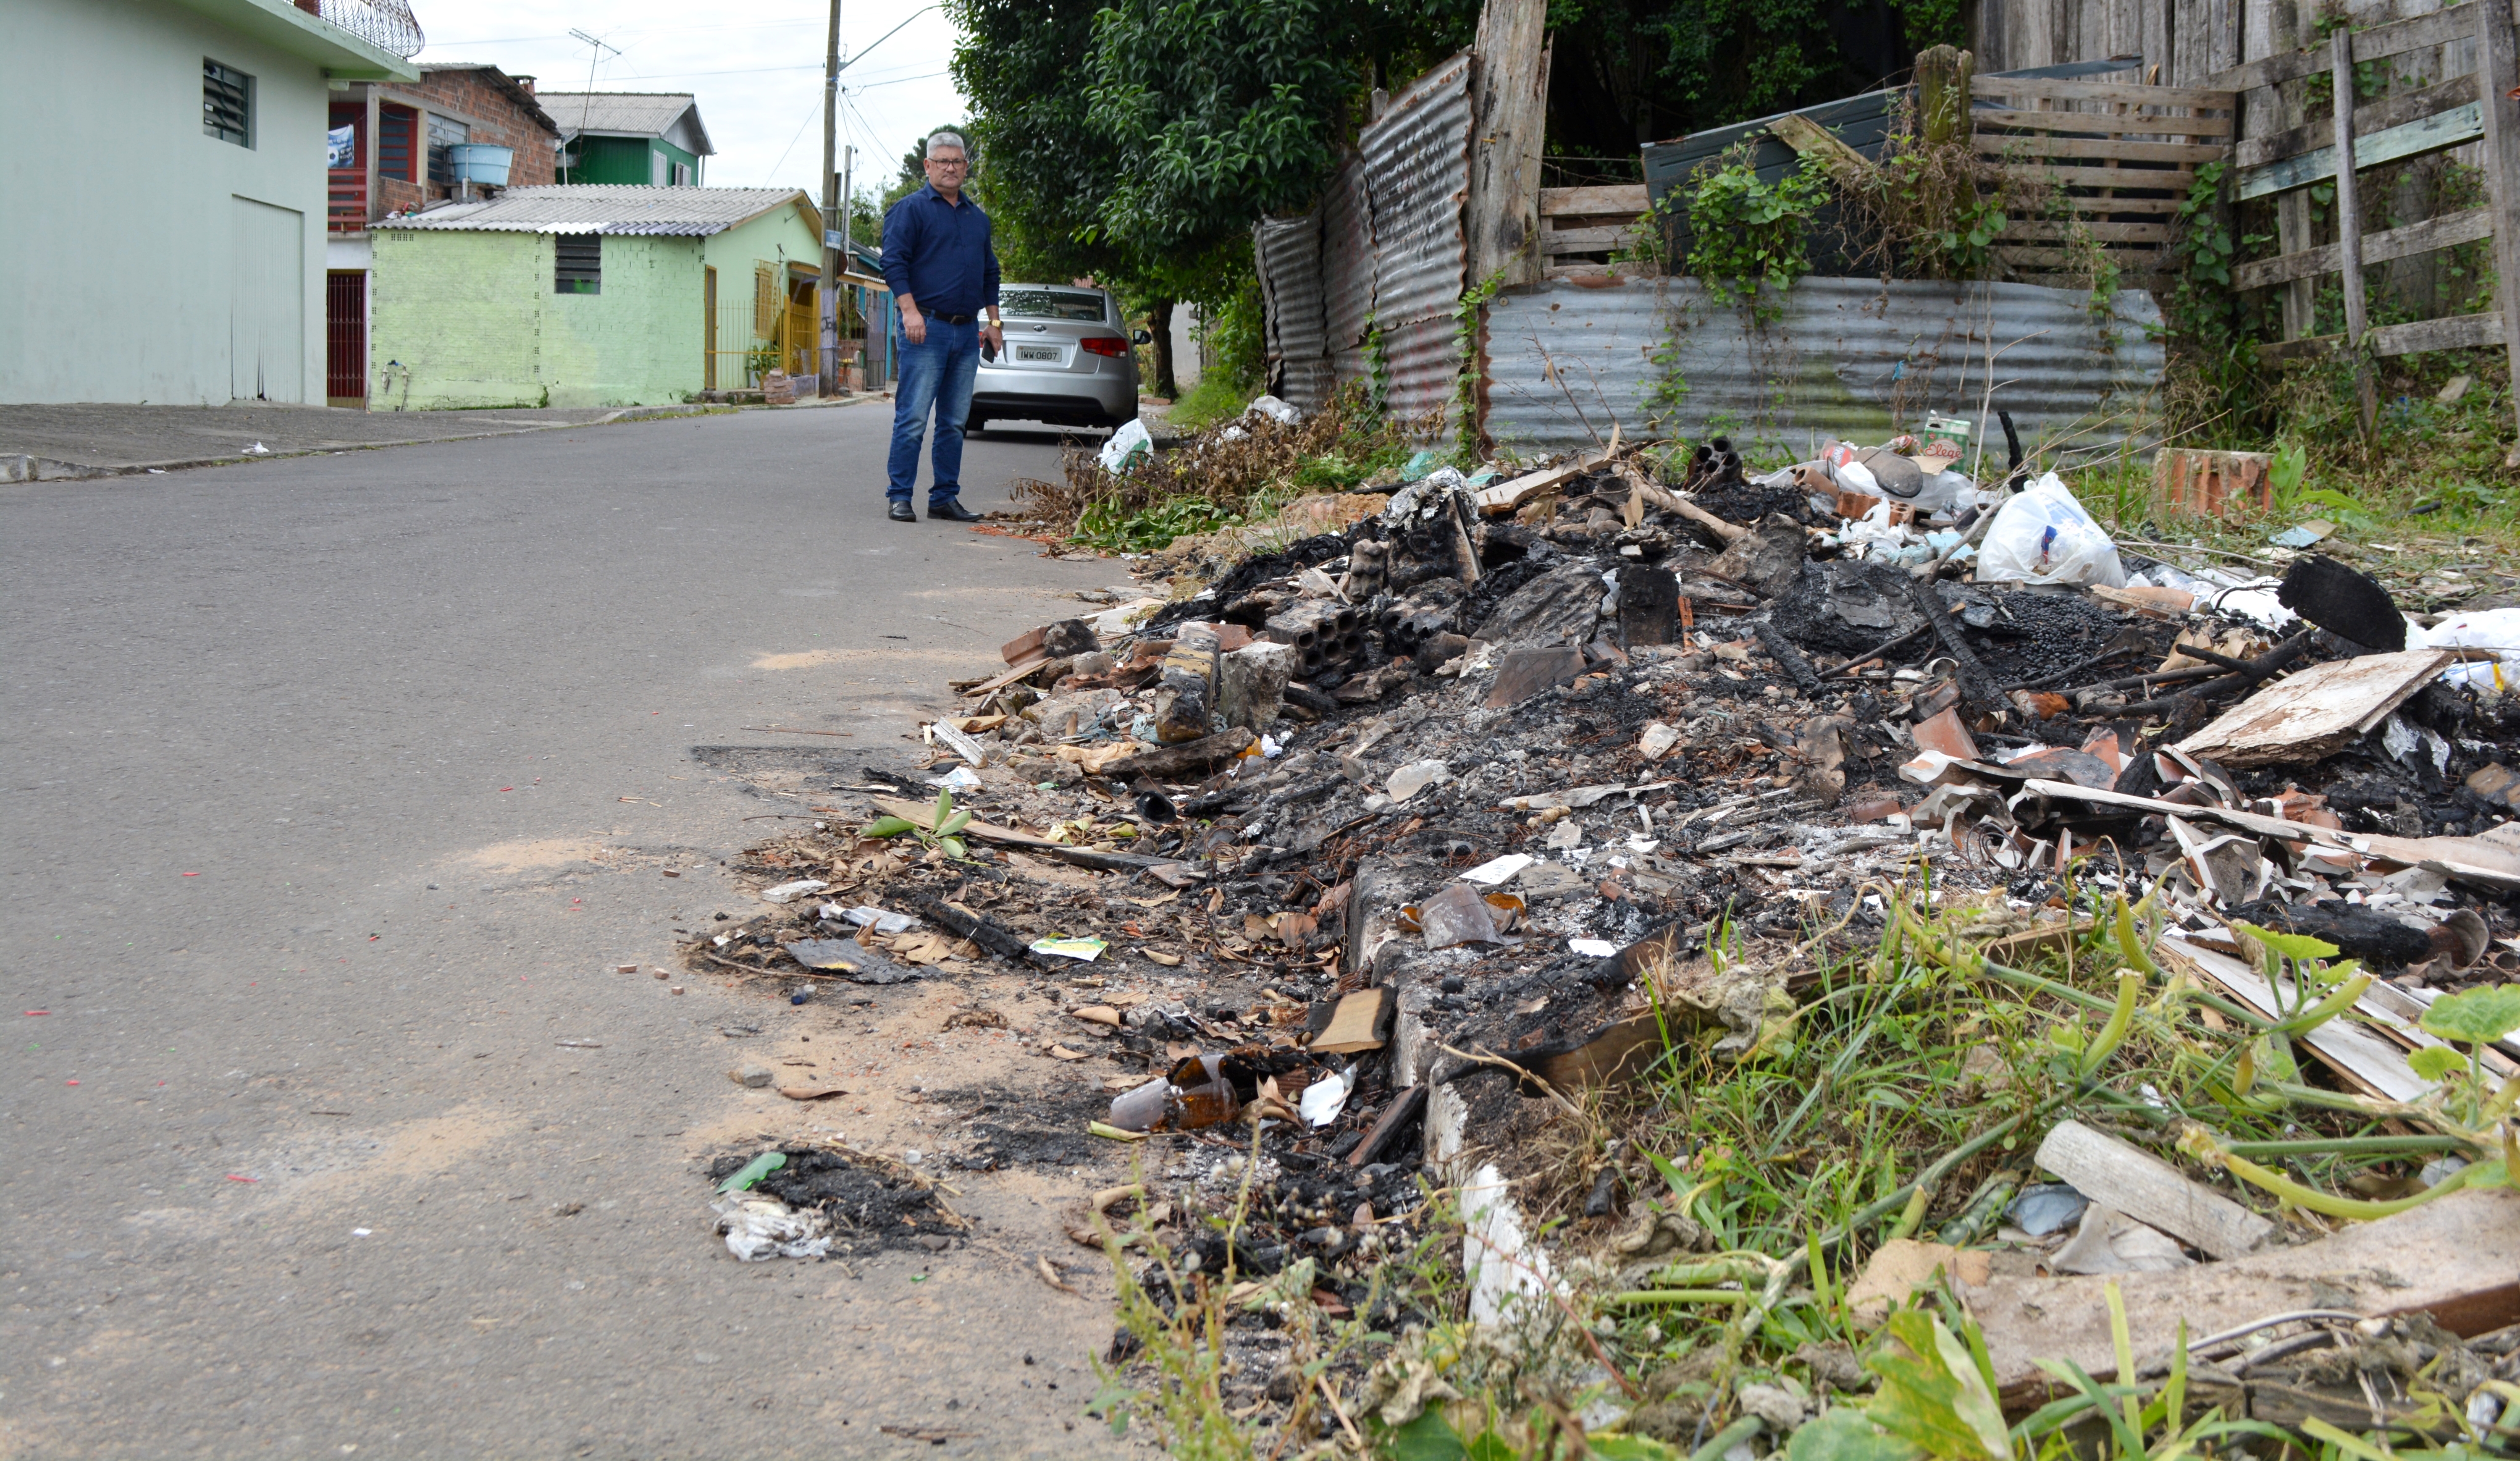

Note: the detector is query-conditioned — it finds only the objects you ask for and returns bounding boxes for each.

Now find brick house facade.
[327,64,561,233]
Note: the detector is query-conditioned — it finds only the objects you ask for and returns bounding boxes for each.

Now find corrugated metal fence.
[1255,55,2172,451]
[1256,51,1474,422]
[1483,275,2163,455]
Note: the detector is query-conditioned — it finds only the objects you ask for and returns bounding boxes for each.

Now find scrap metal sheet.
[1255,214,1326,364]
[1320,160,1377,353]
[1382,314,1462,430]
[1361,51,1474,329]
[1481,275,2165,453]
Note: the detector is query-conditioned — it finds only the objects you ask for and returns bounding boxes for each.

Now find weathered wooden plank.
[2012,163,2196,190]
[1974,133,2231,164]
[2480,0,2520,456]
[1971,76,2237,110]
[1990,245,2171,269]
[2234,102,2487,199]
[1539,222,1643,252]
[2033,1119,2276,1259]
[2231,207,2496,291]
[2230,72,2479,169]
[2019,194,2189,213]
[1538,184,1647,217]
[1970,1189,2520,1406]
[1997,218,2175,241]
[2333,28,2373,411]
[2349,1,2496,63]
[2205,0,2486,94]
[2372,311,2509,355]
[1971,106,2233,136]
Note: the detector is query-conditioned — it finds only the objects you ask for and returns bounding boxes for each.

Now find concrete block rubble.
[687,422,2520,1456]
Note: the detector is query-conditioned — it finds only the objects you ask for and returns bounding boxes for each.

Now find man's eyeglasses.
[927,157,969,169]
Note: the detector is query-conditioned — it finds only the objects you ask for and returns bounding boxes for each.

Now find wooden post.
[1916,45,1974,146]
[2477,0,2520,463]
[2331,26,2376,434]
[2273,0,2314,341]
[1466,0,1550,289]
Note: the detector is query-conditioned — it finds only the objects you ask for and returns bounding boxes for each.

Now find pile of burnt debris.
[690,429,2520,1454]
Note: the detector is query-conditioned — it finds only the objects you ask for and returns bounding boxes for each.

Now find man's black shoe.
[887,501,916,522]
[927,500,984,523]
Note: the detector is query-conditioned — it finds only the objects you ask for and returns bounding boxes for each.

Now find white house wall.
[0,0,336,404]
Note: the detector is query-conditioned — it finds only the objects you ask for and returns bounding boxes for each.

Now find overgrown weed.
[1011,383,1425,551]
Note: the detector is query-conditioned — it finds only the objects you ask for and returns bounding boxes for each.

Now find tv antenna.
[566,28,619,181]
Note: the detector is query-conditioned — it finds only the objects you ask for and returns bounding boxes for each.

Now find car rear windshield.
[999,289,1106,322]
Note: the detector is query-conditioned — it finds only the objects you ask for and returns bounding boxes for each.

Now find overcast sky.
[408,0,969,197]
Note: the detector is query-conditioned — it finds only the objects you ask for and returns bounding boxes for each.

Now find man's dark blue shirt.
[879,184,1000,318]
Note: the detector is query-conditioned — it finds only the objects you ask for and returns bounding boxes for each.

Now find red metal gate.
[325,271,366,405]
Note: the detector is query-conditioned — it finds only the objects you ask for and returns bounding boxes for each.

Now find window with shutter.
[426,114,470,186]
[378,105,417,181]
[555,234,602,294]
[202,60,252,146]
[753,263,779,340]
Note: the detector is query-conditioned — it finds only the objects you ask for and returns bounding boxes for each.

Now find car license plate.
[1016,344,1060,362]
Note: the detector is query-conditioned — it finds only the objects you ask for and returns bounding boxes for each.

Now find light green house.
[370,184,825,409]
[539,92,712,186]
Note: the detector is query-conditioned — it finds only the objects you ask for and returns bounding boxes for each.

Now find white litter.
[1569,937,1618,957]
[761,879,829,903]
[1975,473,2127,588]
[1098,417,1153,473]
[926,765,984,793]
[716,1196,832,1262]
[1298,1068,1355,1128]
[1387,759,1451,802]
[926,720,991,767]
[1460,853,1534,885]
[830,904,918,934]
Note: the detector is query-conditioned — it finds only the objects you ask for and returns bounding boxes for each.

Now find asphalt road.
[1,404,1150,1458]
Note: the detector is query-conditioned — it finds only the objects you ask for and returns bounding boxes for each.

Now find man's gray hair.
[925,131,968,158]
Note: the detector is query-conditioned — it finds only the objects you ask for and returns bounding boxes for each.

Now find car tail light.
[1079,336,1129,357]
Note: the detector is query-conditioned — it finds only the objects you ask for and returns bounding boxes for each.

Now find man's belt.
[929,312,974,325]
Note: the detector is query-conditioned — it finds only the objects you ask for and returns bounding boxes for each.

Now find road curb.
[0,403,738,484]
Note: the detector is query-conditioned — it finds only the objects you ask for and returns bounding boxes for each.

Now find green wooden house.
[539,92,711,186]
[368,185,824,409]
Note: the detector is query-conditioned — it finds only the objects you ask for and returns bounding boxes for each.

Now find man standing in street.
[879,131,1003,522]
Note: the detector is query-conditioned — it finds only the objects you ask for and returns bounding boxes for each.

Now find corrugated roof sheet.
[380,186,812,236]
[1483,275,2163,453]
[538,92,704,144]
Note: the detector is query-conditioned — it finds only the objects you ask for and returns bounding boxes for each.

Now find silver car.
[968,283,1142,433]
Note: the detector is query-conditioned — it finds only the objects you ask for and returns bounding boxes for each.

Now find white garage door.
[231,196,305,402]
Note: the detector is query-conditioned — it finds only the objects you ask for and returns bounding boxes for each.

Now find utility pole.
[817,0,843,397]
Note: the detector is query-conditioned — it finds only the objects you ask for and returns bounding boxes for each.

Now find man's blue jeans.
[885,316,980,506]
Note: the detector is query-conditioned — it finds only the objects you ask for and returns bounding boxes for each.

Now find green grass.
[1167,374,1265,433]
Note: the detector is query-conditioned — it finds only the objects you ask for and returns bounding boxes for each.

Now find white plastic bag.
[2420,606,2520,690]
[1098,417,1152,474]
[1974,473,2127,588]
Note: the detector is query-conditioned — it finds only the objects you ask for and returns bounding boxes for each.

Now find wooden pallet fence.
[1539,184,1648,278]
[2206,0,2520,431]
[1972,74,2236,294]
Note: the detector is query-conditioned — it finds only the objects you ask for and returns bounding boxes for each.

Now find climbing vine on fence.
[1452,267,1508,464]
[1684,144,1830,325]
[2162,160,2264,440]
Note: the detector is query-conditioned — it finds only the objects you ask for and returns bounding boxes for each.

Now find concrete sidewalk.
[0,400,734,481]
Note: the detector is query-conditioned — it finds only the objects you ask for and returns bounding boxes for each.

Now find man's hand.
[982,320,1004,357]
[900,303,927,346]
